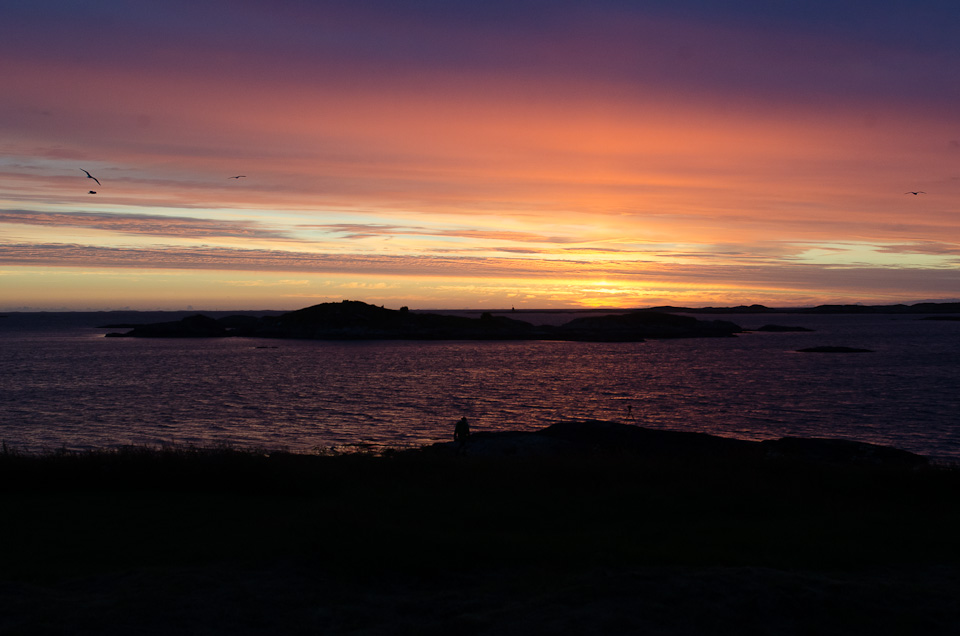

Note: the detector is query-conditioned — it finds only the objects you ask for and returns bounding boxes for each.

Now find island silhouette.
[105,299,743,341]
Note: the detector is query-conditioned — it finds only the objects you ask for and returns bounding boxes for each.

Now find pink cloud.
[0,209,291,240]
[1,243,956,298]
[3,2,959,307]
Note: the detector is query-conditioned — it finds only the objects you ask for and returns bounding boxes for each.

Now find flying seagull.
[80,169,101,186]
[905,191,926,195]
[228,175,246,179]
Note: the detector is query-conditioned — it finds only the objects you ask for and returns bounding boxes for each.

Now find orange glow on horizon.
[2,4,958,310]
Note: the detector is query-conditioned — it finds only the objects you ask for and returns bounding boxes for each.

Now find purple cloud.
[312,223,582,244]
[0,209,291,240]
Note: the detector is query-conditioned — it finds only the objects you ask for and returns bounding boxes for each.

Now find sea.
[1,310,958,460]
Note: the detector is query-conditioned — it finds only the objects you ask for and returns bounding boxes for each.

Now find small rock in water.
[796,346,873,353]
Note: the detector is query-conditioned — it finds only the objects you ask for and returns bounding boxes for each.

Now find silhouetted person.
[454,416,470,454]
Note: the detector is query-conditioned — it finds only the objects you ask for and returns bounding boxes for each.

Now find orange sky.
[2,1,958,310]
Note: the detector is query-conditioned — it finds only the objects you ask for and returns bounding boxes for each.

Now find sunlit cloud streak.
[874,242,960,256]
[0,209,292,240]
[312,223,582,244]
[225,279,310,287]
[2,242,956,293]
[0,243,601,277]
[2,1,959,308]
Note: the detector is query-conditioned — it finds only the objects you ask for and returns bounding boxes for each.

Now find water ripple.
[1,315,958,457]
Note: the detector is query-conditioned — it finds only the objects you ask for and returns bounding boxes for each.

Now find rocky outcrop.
[424,421,757,460]
[760,436,928,468]
[431,420,929,468]
[556,311,742,341]
[105,300,744,342]
[105,314,228,338]
[253,302,538,340]
[536,420,756,458]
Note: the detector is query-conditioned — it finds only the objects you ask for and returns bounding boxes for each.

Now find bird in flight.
[905,191,926,195]
[228,175,247,179]
[80,169,101,186]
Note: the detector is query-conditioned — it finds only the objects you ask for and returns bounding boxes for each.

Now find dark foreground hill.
[105,299,742,341]
[2,421,960,634]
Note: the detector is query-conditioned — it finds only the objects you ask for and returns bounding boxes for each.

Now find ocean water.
[1,311,958,459]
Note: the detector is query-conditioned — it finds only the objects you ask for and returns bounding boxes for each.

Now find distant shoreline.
[99,300,745,341]
[3,300,960,315]
[485,300,960,315]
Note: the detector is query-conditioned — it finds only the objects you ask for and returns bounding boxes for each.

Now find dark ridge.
[105,314,228,338]
[424,420,928,469]
[761,436,928,468]
[105,300,742,341]
[642,303,773,314]
[637,302,960,314]
[1,422,931,495]
[802,302,960,314]
[557,311,741,340]
[4,419,956,635]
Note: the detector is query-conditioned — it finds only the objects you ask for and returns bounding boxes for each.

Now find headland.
[2,421,959,633]
[104,299,743,341]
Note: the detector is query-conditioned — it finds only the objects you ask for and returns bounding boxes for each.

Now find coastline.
[3,422,960,633]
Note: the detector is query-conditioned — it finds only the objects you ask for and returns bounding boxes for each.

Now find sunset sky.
[2,0,958,310]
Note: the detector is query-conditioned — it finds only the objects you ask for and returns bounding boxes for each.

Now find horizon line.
[4,298,959,314]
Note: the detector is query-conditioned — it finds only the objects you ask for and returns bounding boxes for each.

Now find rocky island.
[797,346,875,353]
[105,300,742,341]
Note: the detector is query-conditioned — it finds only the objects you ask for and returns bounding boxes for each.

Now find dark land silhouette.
[104,299,743,341]
[99,300,960,341]
[432,420,927,468]
[638,301,960,314]
[2,421,959,634]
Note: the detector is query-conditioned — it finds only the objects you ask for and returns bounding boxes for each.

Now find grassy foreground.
[2,444,960,633]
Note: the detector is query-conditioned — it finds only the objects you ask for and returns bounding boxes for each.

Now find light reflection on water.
[0,313,958,458]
